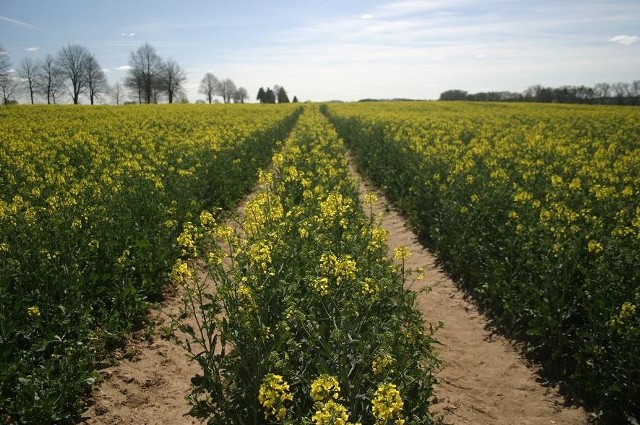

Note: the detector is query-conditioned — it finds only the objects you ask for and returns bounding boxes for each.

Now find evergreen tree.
[292,96,299,103]
[265,88,276,104]
[277,86,290,103]
[256,87,266,103]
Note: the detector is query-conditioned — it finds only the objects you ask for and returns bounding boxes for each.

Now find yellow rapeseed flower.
[27,305,41,318]
[171,260,192,283]
[609,301,637,331]
[248,240,272,270]
[199,210,216,228]
[312,276,330,295]
[216,225,235,243]
[393,247,411,261]
[372,383,404,424]
[258,373,293,421]
[368,227,388,251]
[312,400,356,425]
[364,192,378,206]
[372,353,394,375]
[177,223,198,257]
[587,240,604,254]
[310,375,341,403]
[258,169,273,186]
[361,277,380,296]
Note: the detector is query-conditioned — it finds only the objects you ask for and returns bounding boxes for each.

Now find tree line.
[439,81,640,105]
[255,85,298,104]
[0,42,271,105]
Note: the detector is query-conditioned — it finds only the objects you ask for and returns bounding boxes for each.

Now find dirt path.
[79,284,204,425]
[348,160,587,425]
[80,196,254,425]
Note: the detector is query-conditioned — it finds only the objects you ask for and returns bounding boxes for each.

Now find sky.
[1,0,639,103]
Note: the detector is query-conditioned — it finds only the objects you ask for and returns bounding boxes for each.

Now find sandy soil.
[79,285,205,425]
[80,160,587,425]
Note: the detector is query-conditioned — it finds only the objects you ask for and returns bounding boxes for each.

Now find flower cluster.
[311,400,353,425]
[372,383,405,424]
[372,353,395,376]
[310,374,342,403]
[258,373,294,421]
[27,305,41,318]
[393,247,411,261]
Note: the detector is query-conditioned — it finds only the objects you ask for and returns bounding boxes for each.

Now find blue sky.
[1,0,638,102]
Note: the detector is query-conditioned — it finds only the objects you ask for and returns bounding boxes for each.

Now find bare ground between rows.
[346,156,587,425]
[79,195,257,425]
[78,284,204,425]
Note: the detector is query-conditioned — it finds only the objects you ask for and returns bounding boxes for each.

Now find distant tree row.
[256,85,298,104]
[1,43,108,105]
[197,72,248,104]
[439,81,640,106]
[0,43,253,105]
[123,43,187,104]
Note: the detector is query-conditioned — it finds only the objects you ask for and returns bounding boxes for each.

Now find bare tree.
[111,81,123,105]
[161,58,186,104]
[36,54,64,104]
[233,86,248,103]
[0,45,19,105]
[631,80,640,106]
[0,75,19,105]
[56,44,93,104]
[176,89,189,103]
[593,82,611,103]
[199,72,219,104]
[17,57,39,104]
[217,78,236,104]
[86,55,109,105]
[611,82,630,104]
[0,45,9,79]
[124,67,144,104]
[127,43,163,104]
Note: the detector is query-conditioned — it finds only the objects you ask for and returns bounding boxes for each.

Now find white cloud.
[375,0,465,18]
[26,47,39,52]
[476,54,487,58]
[120,32,136,37]
[114,65,132,71]
[361,14,374,20]
[0,15,37,29]
[610,35,639,45]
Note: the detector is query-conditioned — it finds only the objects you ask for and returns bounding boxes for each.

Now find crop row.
[0,104,300,423]
[177,106,438,424]
[324,101,640,422]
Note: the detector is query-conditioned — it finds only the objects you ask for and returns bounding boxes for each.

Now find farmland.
[0,104,299,422]
[175,106,438,424]
[1,101,639,423]
[325,101,640,422]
